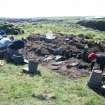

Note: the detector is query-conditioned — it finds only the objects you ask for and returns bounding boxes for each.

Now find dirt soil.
[22,33,105,78]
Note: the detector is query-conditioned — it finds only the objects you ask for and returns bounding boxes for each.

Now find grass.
[16,23,105,41]
[0,61,105,105]
[1,18,105,104]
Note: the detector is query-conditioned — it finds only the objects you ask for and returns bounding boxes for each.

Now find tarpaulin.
[0,38,12,48]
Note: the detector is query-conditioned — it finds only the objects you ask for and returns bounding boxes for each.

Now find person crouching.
[88,52,105,72]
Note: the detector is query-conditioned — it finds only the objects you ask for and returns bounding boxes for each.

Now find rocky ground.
[22,33,105,78]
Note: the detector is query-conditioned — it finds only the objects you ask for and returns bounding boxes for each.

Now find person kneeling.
[88,52,105,72]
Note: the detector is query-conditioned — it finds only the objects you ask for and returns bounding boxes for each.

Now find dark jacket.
[96,53,105,66]
[8,40,24,50]
[91,52,105,71]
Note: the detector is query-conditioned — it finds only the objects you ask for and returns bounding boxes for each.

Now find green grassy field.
[0,62,105,105]
[17,22,105,41]
[1,17,105,105]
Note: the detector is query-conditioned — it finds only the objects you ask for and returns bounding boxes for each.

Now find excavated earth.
[22,33,105,78]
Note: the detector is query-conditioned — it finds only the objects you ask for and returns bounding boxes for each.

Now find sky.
[0,0,105,18]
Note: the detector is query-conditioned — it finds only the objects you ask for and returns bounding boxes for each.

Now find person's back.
[96,52,105,66]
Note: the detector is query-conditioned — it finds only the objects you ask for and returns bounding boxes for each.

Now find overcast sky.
[0,0,105,18]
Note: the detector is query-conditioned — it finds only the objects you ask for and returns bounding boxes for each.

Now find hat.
[88,52,96,61]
